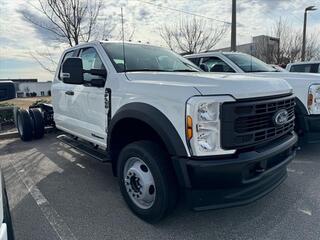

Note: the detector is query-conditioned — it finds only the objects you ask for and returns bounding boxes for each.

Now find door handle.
[65,91,74,96]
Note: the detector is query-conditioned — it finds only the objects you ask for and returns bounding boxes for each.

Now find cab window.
[290,63,319,73]
[201,57,235,72]
[79,47,106,82]
[188,57,201,66]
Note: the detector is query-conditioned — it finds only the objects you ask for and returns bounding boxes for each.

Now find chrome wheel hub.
[123,157,156,209]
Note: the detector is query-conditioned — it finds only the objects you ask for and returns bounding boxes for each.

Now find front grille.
[221,95,295,149]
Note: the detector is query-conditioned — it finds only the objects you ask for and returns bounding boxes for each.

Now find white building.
[17,82,52,98]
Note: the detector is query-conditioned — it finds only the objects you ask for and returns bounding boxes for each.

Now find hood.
[125,72,292,99]
[253,72,320,83]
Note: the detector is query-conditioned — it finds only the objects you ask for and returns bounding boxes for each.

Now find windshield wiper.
[246,70,272,73]
[125,69,168,72]
[173,69,199,72]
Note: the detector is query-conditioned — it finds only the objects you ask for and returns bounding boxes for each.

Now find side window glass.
[291,64,311,73]
[310,64,318,73]
[202,57,235,72]
[59,51,74,80]
[79,48,106,82]
[188,58,200,66]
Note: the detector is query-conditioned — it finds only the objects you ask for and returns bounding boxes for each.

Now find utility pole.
[231,0,236,51]
[302,6,317,61]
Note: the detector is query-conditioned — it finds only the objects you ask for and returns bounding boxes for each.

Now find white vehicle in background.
[0,81,15,240]
[16,41,298,222]
[286,61,320,74]
[185,52,320,143]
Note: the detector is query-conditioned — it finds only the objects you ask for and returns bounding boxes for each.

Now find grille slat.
[221,95,295,150]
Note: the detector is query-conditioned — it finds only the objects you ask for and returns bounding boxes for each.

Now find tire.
[16,109,33,141]
[118,140,178,223]
[29,108,45,139]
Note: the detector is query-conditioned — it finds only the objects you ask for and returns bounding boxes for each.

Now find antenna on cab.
[121,7,127,73]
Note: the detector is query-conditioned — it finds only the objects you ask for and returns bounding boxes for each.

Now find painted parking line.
[8,158,77,240]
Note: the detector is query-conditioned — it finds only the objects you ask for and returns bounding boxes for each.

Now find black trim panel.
[172,132,297,210]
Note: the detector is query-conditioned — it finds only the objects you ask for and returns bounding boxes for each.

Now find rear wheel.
[29,108,45,139]
[17,109,33,141]
[118,140,178,223]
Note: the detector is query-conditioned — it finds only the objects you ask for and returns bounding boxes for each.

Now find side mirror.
[61,57,84,84]
[0,81,16,101]
[199,63,209,72]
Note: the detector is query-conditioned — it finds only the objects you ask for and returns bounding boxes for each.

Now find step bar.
[57,134,110,162]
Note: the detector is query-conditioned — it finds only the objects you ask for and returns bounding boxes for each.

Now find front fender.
[107,102,188,157]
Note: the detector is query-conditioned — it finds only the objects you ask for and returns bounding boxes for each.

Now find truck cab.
[185,52,320,143]
[286,61,320,74]
[23,41,298,222]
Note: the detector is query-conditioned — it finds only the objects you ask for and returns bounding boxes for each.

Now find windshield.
[224,53,277,73]
[102,42,200,73]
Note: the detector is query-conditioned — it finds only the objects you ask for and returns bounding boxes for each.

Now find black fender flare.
[294,97,308,132]
[107,102,188,159]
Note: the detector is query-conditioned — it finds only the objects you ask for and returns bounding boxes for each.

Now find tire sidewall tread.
[17,109,33,141]
[29,108,45,139]
[118,140,178,223]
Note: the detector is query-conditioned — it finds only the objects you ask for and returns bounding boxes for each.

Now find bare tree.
[29,48,58,73]
[21,0,104,46]
[270,18,320,64]
[160,17,227,54]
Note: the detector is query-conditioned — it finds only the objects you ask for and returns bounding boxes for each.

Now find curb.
[0,131,19,140]
[0,127,55,140]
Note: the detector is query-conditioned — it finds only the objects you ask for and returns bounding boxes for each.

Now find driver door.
[67,47,108,147]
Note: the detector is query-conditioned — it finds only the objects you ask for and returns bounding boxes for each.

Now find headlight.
[308,84,320,114]
[186,96,236,156]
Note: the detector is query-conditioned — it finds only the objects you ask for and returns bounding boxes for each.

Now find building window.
[41,91,45,96]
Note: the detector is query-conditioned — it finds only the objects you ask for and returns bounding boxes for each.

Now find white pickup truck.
[286,61,320,74]
[185,52,320,143]
[17,41,297,222]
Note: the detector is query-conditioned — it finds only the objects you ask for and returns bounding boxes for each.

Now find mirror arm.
[83,69,107,77]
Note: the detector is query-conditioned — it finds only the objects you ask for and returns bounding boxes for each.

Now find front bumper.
[298,114,320,143]
[172,133,297,210]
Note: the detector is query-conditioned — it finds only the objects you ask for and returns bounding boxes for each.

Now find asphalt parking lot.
[0,133,319,240]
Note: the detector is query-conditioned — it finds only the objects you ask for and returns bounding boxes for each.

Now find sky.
[0,0,319,81]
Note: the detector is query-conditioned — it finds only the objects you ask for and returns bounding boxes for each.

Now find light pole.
[231,0,236,51]
[302,6,317,61]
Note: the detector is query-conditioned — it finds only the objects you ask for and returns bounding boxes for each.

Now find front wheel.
[118,141,178,223]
